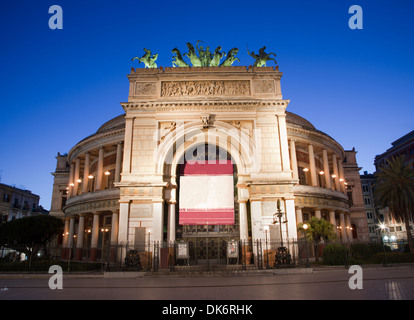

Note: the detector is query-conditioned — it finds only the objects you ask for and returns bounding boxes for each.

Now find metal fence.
[1,239,412,273]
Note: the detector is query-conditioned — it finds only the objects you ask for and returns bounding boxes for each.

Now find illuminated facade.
[50,66,368,263]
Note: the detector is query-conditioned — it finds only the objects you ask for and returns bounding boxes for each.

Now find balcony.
[64,188,120,216]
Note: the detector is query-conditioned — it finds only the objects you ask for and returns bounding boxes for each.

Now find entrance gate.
[175,144,241,267]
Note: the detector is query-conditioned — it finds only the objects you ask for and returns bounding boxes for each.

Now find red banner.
[179,160,234,225]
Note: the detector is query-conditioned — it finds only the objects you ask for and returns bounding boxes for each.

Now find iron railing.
[1,239,412,273]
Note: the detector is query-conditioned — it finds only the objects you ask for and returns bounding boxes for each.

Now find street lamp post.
[272,199,287,247]
[272,199,291,267]
[302,223,310,268]
[380,223,388,266]
[264,226,269,269]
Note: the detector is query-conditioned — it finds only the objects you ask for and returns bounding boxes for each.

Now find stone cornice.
[121,99,290,112]
[287,125,344,158]
[67,128,124,161]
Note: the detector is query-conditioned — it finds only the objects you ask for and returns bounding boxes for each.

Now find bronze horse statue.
[220,48,240,66]
[247,46,277,67]
[132,48,158,68]
[172,48,190,67]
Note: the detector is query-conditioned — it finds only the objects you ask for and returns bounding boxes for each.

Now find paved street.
[1,266,413,300]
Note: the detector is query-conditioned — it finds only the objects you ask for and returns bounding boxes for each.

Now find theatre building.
[50,65,368,266]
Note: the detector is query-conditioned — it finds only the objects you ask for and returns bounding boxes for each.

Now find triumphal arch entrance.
[116,44,298,267]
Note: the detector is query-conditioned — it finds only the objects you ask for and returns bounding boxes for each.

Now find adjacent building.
[0,183,46,222]
[360,171,382,242]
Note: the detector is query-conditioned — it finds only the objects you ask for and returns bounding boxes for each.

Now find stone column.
[82,153,90,194]
[152,202,164,245]
[115,142,123,183]
[338,159,346,193]
[250,200,262,241]
[329,211,337,229]
[296,207,303,224]
[285,199,298,240]
[346,214,353,242]
[339,212,348,242]
[290,139,299,181]
[122,117,134,174]
[62,218,69,259]
[118,202,129,246]
[314,210,322,219]
[90,213,100,261]
[249,200,262,262]
[296,207,304,238]
[332,154,340,191]
[67,162,75,199]
[308,144,318,187]
[67,217,75,260]
[95,147,104,191]
[167,201,176,244]
[322,149,332,189]
[76,214,85,261]
[277,114,291,172]
[109,210,119,263]
[73,158,81,196]
[110,210,119,245]
[239,201,249,242]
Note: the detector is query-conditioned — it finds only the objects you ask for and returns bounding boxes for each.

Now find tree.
[0,215,63,259]
[374,154,414,252]
[297,217,336,261]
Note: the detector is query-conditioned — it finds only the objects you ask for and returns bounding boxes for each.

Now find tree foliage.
[374,154,414,252]
[0,215,63,254]
[297,217,337,262]
[297,217,336,243]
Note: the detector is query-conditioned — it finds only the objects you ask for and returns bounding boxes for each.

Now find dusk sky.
[0,0,413,209]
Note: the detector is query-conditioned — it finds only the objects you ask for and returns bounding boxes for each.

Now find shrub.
[322,244,349,265]
[371,252,414,264]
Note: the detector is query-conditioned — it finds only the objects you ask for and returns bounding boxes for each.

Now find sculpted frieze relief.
[161,80,250,97]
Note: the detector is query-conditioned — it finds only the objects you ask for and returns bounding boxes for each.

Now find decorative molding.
[161,80,250,97]
[201,113,210,128]
[135,82,157,96]
[121,100,289,112]
[253,80,275,94]
[224,120,254,137]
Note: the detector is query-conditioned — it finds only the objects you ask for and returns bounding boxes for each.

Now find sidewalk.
[1,263,413,279]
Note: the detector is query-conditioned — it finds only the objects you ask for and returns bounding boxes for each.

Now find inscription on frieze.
[161,80,250,97]
[130,203,153,218]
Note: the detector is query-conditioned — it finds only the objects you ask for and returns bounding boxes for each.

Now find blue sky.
[0,0,413,209]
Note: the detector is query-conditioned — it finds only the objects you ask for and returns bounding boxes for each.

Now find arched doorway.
[175,144,240,265]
